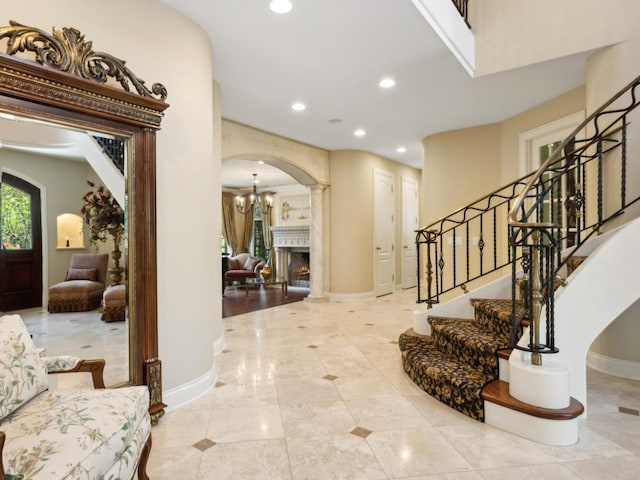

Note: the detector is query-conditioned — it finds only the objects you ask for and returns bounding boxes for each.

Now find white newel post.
[308,184,326,300]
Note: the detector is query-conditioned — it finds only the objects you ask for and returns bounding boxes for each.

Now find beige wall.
[1,0,220,395]
[473,0,640,76]
[329,150,421,294]
[422,86,585,228]
[500,86,586,184]
[422,123,501,226]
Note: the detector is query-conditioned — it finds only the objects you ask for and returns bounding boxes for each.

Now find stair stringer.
[539,215,640,417]
[487,219,640,445]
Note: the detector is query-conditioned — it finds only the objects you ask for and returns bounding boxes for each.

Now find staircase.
[401,73,640,446]
[400,298,525,421]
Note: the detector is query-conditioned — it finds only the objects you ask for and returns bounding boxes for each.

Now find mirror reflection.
[0,115,129,386]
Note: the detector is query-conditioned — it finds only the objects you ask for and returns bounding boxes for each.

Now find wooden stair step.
[496,348,512,361]
[482,379,584,420]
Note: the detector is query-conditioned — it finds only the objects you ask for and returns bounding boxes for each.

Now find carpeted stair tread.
[470,298,526,338]
[428,317,509,376]
[399,332,492,421]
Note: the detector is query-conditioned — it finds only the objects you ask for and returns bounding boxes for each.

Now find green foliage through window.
[1,183,33,250]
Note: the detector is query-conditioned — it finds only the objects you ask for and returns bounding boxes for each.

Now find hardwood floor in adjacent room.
[222,284,309,318]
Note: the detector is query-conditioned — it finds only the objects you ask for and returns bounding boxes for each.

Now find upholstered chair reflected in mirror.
[48,253,109,313]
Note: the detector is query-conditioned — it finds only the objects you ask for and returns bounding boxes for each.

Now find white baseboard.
[485,401,579,446]
[213,333,226,356]
[587,351,640,380]
[162,363,217,412]
[325,291,376,302]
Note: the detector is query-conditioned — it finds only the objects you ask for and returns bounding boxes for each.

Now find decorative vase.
[261,265,272,281]
[109,232,124,285]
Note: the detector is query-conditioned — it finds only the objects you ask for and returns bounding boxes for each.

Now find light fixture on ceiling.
[235,173,273,215]
[291,102,306,111]
[396,146,407,153]
[270,0,292,14]
[354,129,366,137]
[379,77,396,88]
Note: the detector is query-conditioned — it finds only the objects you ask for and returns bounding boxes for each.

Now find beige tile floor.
[146,289,640,480]
[20,307,129,387]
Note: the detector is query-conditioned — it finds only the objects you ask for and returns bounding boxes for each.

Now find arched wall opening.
[221,148,328,300]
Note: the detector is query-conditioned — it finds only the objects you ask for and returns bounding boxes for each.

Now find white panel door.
[401,177,419,289]
[374,168,395,296]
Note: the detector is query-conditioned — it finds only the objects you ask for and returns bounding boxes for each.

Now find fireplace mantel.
[271,226,310,248]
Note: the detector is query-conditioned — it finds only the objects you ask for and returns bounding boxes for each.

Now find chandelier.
[235,173,273,215]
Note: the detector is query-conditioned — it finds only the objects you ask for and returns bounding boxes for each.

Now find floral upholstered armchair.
[0,314,152,480]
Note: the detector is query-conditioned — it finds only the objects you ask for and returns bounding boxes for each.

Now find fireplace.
[270,226,310,288]
[289,250,310,287]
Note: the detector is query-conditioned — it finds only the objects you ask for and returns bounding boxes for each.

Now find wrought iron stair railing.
[416,174,533,307]
[508,74,640,364]
[451,0,470,28]
[416,74,640,364]
[93,136,125,175]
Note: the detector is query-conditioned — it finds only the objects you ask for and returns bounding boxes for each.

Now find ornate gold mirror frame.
[0,21,169,422]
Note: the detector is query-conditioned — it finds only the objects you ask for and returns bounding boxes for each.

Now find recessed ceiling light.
[379,77,396,88]
[396,146,407,153]
[270,0,292,13]
[354,129,366,137]
[291,102,306,111]
[258,160,265,164]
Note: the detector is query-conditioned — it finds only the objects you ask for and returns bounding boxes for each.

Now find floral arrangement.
[80,180,124,245]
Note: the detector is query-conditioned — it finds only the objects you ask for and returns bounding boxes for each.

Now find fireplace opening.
[289,250,310,288]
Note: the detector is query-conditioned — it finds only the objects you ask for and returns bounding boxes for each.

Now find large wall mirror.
[0,22,168,422]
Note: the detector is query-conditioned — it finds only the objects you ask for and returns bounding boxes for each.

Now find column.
[308,184,326,300]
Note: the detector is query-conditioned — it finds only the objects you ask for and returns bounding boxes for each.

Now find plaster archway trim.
[222,154,323,187]
[222,119,330,186]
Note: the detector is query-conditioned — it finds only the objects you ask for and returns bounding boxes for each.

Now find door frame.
[401,176,419,289]
[373,167,395,297]
[1,167,49,308]
[0,166,49,306]
[518,111,585,175]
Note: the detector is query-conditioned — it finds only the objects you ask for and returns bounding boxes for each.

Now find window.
[253,218,267,260]
[1,182,33,250]
[221,233,229,255]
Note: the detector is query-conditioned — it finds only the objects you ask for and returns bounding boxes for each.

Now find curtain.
[260,192,275,274]
[221,193,241,255]
[238,205,255,253]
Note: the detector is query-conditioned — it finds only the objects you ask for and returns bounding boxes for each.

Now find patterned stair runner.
[399,298,525,421]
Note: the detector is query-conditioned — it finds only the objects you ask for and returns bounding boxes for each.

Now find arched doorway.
[221,155,325,306]
[0,171,43,311]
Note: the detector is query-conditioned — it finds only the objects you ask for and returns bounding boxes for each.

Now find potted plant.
[80,180,125,285]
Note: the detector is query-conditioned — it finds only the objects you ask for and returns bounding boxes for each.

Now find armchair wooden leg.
[137,434,152,480]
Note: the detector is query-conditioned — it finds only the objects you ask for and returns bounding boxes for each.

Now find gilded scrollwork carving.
[144,358,166,424]
[0,20,167,101]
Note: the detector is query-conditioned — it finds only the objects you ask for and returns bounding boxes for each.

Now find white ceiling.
[161,0,588,189]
